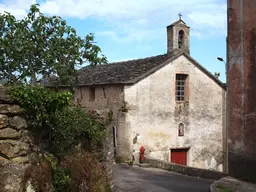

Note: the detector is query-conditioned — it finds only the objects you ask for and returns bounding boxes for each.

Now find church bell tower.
[167,13,190,55]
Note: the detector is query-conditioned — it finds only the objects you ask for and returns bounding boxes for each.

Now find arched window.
[178,123,184,136]
[178,30,185,48]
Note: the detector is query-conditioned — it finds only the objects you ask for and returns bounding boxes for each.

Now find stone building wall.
[71,85,126,160]
[123,55,226,171]
[167,20,190,55]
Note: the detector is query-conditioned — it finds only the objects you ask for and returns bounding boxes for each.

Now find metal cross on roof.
[178,12,182,20]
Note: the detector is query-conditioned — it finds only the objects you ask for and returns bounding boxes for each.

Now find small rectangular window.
[89,87,95,101]
[175,74,188,102]
[112,126,117,148]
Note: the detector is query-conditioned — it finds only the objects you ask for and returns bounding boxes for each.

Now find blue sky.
[0,0,227,82]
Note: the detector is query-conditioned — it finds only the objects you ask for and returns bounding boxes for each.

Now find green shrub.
[8,85,72,129]
[9,85,107,191]
[51,107,105,156]
[52,167,72,192]
[9,85,105,156]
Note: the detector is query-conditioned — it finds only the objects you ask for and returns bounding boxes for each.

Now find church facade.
[61,19,227,171]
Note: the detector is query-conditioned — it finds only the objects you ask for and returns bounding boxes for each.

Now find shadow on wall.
[227,28,256,182]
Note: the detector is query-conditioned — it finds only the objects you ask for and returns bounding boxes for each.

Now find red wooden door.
[171,149,187,166]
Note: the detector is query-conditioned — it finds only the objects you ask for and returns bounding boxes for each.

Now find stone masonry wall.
[0,87,34,192]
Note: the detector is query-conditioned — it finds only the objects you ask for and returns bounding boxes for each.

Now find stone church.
[58,18,227,171]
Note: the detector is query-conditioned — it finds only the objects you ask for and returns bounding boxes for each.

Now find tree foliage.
[0,4,107,85]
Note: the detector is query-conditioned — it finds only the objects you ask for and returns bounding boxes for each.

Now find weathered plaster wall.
[227,0,256,182]
[72,85,130,159]
[74,85,124,111]
[124,55,225,171]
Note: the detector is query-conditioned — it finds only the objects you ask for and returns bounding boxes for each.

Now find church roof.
[167,19,189,28]
[78,52,174,86]
[76,51,226,89]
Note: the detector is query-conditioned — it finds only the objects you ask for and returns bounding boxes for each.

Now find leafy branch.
[0,4,107,85]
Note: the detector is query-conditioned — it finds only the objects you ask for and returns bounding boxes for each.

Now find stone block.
[0,164,26,192]
[0,156,8,166]
[0,140,30,159]
[0,115,8,129]
[0,128,20,139]
[10,116,27,130]
[0,104,21,115]
[11,156,29,164]
[0,87,11,103]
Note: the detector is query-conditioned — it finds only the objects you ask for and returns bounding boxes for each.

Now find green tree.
[0,4,107,85]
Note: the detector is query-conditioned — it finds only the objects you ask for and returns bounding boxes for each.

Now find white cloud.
[40,0,60,15]
[0,0,35,18]
[0,0,227,43]
[188,11,226,29]
[96,27,165,46]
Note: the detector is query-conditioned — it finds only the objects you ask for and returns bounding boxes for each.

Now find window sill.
[176,101,185,103]
[175,100,189,103]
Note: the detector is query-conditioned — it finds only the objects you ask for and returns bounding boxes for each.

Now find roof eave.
[183,53,226,90]
[44,82,132,88]
[167,19,190,28]
[125,52,226,90]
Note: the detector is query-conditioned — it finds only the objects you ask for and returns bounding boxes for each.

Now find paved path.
[113,164,213,192]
